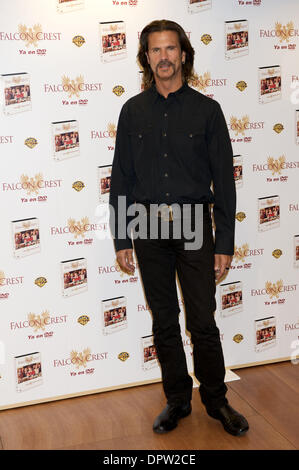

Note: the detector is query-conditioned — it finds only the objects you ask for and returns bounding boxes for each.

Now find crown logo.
[61,75,84,98]
[13,76,22,84]
[230,115,250,136]
[18,23,42,47]
[265,279,283,299]
[27,310,50,332]
[275,21,294,43]
[267,155,285,175]
[234,23,242,30]
[189,71,211,94]
[107,122,117,140]
[67,216,89,239]
[234,243,249,263]
[0,271,5,288]
[20,173,43,196]
[70,348,91,369]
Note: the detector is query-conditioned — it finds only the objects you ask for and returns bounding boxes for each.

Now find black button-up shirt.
[109,82,236,254]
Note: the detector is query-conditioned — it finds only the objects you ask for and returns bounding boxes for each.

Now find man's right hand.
[116,248,135,274]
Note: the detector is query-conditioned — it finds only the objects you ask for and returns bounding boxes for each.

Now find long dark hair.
[137,19,195,91]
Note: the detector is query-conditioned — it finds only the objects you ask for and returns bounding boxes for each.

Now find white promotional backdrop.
[0,0,299,410]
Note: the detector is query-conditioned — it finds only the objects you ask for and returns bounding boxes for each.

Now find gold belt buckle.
[160,205,173,222]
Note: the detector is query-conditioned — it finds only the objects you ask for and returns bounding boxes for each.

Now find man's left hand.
[214,254,233,281]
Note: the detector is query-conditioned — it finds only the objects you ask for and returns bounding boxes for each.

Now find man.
[109,19,249,437]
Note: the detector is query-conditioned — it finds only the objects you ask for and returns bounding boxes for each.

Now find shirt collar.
[150,81,189,103]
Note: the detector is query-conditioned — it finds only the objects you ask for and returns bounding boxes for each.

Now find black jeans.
[133,209,228,411]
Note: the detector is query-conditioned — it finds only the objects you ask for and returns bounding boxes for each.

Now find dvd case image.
[15,352,42,393]
[138,70,144,92]
[57,0,85,13]
[141,335,158,371]
[98,165,112,203]
[259,65,281,104]
[255,316,276,353]
[52,120,80,161]
[296,110,299,144]
[101,296,127,335]
[1,73,31,115]
[187,0,212,14]
[294,235,299,268]
[258,195,280,232]
[233,155,243,188]
[99,21,127,63]
[61,258,87,297]
[220,281,243,318]
[12,217,40,258]
[225,20,248,60]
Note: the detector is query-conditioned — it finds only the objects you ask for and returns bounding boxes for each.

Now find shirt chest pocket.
[128,128,153,158]
[172,128,206,161]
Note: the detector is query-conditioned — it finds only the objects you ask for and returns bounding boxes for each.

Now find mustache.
[157,60,174,68]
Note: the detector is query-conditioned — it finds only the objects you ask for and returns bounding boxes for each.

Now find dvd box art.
[12,217,40,258]
[1,72,31,115]
[259,65,281,104]
[258,195,280,232]
[233,155,243,188]
[61,258,87,297]
[294,235,299,268]
[101,296,127,335]
[98,165,112,203]
[15,352,42,393]
[220,281,243,318]
[99,21,127,63]
[255,316,276,353]
[52,120,80,161]
[225,20,249,60]
[187,0,212,14]
[57,0,85,13]
[141,335,158,371]
[138,70,144,93]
